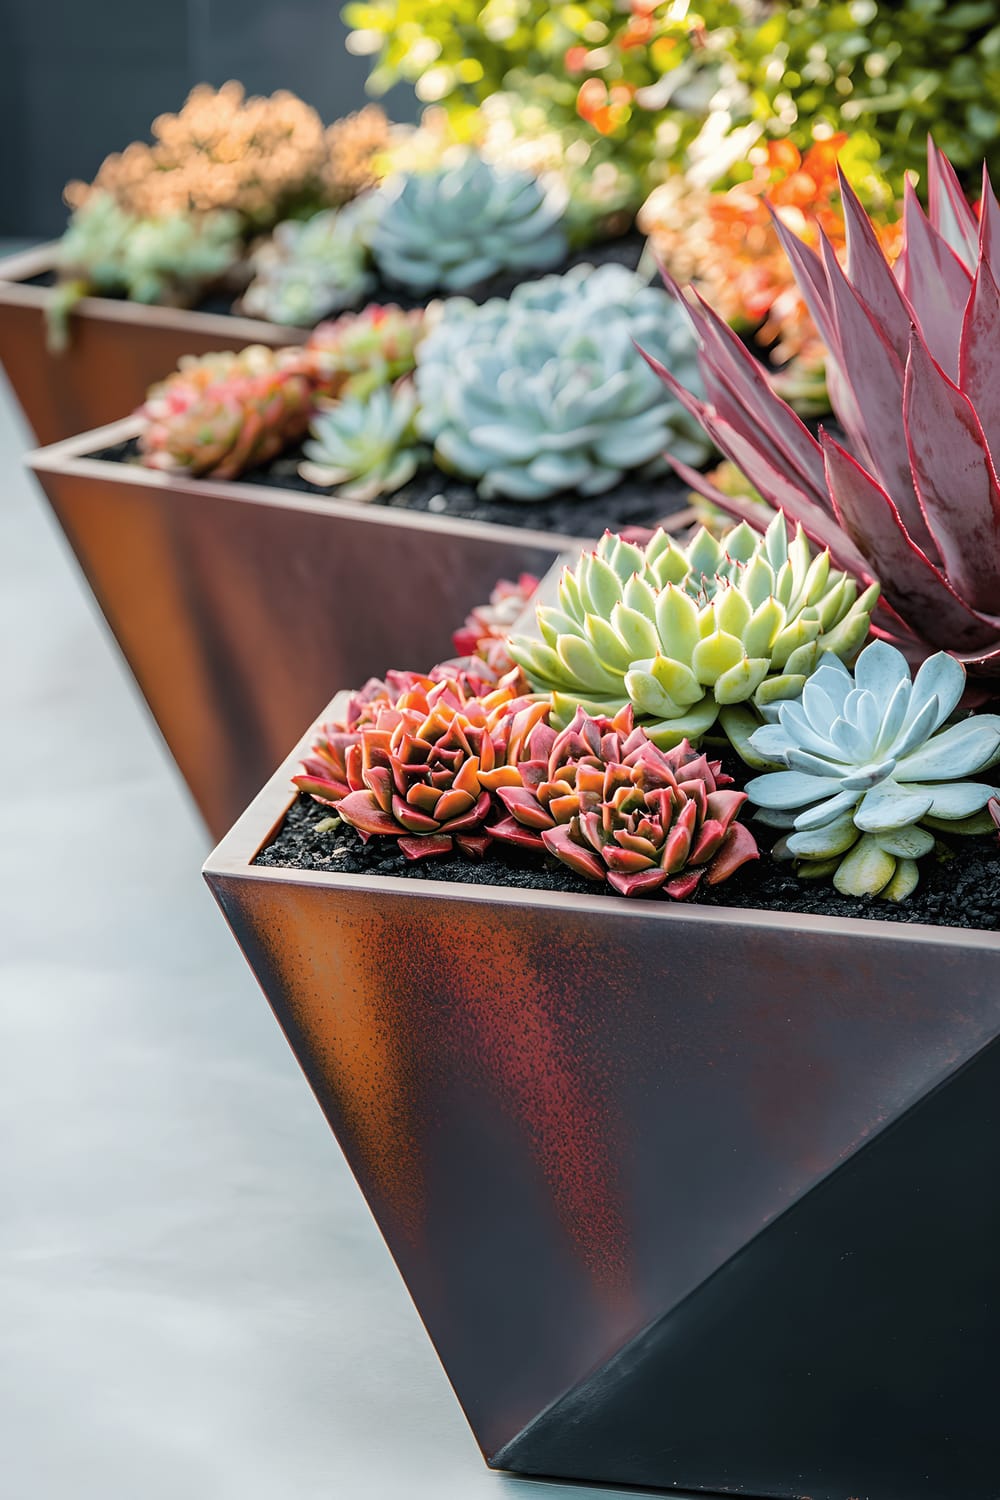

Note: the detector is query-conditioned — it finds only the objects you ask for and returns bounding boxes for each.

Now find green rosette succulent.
[298,383,428,501]
[49,192,242,349]
[370,153,568,293]
[414,262,711,501]
[508,514,879,749]
[239,195,381,326]
[745,641,1000,900]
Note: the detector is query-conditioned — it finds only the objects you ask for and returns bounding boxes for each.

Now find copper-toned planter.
[0,244,303,444]
[27,422,581,837]
[204,697,1000,1500]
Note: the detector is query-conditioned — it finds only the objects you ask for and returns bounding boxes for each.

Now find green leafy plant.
[239,195,381,325]
[652,140,1000,687]
[299,382,428,500]
[48,193,242,350]
[745,641,1000,900]
[370,153,567,292]
[509,513,878,748]
[414,261,710,500]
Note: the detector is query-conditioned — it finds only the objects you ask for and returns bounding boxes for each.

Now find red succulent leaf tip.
[399,834,453,861]
[988,796,1000,835]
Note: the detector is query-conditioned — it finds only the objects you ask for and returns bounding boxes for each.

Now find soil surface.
[93,434,695,536]
[256,788,1000,933]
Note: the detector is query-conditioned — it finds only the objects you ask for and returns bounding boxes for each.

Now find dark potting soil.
[92,434,696,536]
[256,790,1000,933]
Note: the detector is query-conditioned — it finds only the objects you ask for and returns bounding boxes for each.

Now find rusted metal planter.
[0,244,303,444]
[27,421,580,837]
[204,696,1000,1500]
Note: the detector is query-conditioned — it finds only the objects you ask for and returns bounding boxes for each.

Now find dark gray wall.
[0,0,417,237]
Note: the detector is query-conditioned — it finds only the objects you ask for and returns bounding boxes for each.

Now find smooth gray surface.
[0,377,675,1496]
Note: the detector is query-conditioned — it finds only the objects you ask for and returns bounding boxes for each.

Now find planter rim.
[26,417,604,551]
[204,688,1000,951]
[0,242,303,346]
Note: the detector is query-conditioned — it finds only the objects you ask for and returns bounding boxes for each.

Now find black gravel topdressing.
[91,434,695,536]
[256,789,1000,933]
[21,232,646,320]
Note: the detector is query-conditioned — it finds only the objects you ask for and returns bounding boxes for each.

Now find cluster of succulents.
[237,151,571,326]
[509,514,877,747]
[746,643,1000,901]
[346,0,1000,204]
[134,303,430,483]
[299,384,428,501]
[639,135,901,385]
[370,153,568,291]
[239,196,381,325]
[294,665,760,896]
[138,345,316,480]
[415,262,711,500]
[65,84,389,228]
[654,140,1000,690]
[308,303,426,400]
[47,194,243,350]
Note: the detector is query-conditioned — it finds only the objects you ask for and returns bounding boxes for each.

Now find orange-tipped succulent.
[138,344,315,480]
[294,673,535,860]
[452,573,540,658]
[307,304,427,402]
[492,705,758,899]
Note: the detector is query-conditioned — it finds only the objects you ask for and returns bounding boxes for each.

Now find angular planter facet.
[0,244,303,444]
[27,422,584,837]
[205,694,1000,1500]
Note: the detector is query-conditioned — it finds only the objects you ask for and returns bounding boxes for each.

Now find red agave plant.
[649,140,1000,686]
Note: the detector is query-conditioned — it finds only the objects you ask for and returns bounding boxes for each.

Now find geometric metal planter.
[27,423,582,837]
[205,693,1000,1500]
[0,243,302,445]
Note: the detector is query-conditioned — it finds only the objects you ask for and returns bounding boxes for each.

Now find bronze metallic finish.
[0,244,304,444]
[28,424,580,837]
[204,700,1000,1497]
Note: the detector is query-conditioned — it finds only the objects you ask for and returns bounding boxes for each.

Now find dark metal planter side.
[28,425,576,837]
[0,245,304,445]
[204,702,1000,1500]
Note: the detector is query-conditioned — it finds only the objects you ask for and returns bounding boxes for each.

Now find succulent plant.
[299,383,428,500]
[49,193,242,349]
[414,262,712,501]
[508,514,878,749]
[487,701,757,898]
[452,573,539,657]
[370,153,568,293]
[651,141,1000,688]
[990,797,1000,839]
[64,83,387,230]
[745,641,1000,900]
[297,674,532,858]
[239,195,381,326]
[307,303,427,401]
[138,344,315,480]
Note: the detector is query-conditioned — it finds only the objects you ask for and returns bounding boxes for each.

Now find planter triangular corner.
[205,697,1000,1500]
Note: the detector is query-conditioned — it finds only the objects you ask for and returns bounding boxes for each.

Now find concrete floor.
[0,375,675,1499]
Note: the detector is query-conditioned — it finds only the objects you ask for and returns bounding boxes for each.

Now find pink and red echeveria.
[295,679,759,898]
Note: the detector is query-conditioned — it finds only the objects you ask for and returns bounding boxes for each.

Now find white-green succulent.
[509,513,879,746]
[240,195,381,326]
[49,192,242,349]
[745,641,1000,900]
[298,383,428,502]
[414,262,713,501]
[370,153,568,294]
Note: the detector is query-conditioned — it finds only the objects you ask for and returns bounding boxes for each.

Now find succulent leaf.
[746,639,1000,896]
